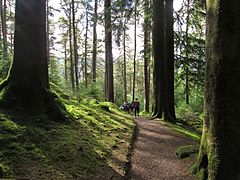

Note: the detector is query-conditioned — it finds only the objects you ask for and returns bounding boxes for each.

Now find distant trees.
[193,1,240,179]
[0,0,8,62]
[0,0,14,78]
[174,0,205,109]
[0,0,207,115]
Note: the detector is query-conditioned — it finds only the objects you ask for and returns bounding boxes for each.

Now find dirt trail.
[128,118,197,180]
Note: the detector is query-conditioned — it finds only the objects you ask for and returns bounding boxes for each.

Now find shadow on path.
[129,118,197,180]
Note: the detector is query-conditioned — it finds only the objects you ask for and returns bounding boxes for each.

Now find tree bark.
[0,0,67,119]
[104,0,114,102]
[132,0,137,102]
[193,1,240,179]
[72,0,79,90]
[123,22,127,102]
[164,0,176,122]
[143,0,150,113]
[1,0,8,61]
[0,0,3,50]
[92,0,98,83]
[185,0,190,105]
[68,3,75,91]
[46,0,50,65]
[152,0,165,118]
[64,38,68,82]
[84,8,89,88]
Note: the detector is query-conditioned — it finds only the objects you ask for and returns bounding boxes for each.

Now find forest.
[0,0,240,179]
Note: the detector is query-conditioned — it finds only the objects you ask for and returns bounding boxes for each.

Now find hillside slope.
[0,99,136,179]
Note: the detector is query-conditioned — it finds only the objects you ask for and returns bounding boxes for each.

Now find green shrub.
[176,145,199,159]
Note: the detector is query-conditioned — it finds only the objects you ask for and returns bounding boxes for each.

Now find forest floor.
[0,100,136,179]
[127,117,199,180]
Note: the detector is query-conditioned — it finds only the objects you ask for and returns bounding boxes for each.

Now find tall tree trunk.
[164,0,176,122]
[185,0,190,105]
[132,0,137,102]
[0,0,66,120]
[72,0,79,90]
[64,38,68,82]
[193,1,240,179]
[104,0,114,102]
[46,0,50,65]
[123,22,127,102]
[84,9,89,88]
[68,4,75,91]
[92,0,98,83]
[151,0,165,118]
[1,0,8,61]
[143,0,150,113]
[0,0,2,51]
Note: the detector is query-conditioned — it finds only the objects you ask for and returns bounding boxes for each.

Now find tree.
[164,0,176,121]
[46,0,50,64]
[184,0,190,105]
[152,0,175,121]
[123,21,127,102]
[61,0,75,91]
[84,3,89,88]
[104,0,114,102]
[193,1,240,179]
[72,0,79,90]
[0,0,66,119]
[132,0,137,102]
[0,0,8,62]
[92,0,98,83]
[143,0,151,113]
[151,0,165,118]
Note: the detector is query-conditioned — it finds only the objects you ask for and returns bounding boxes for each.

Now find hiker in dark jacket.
[133,98,140,117]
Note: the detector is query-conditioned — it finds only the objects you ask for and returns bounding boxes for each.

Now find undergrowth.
[0,96,135,179]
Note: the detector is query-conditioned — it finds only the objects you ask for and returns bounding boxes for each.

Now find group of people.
[120,98,140,117]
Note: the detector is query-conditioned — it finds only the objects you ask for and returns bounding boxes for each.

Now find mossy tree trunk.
[194,1,240,179]
[0,0,67,119]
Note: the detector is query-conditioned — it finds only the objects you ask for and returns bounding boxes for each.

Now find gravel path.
[129,118,197,180]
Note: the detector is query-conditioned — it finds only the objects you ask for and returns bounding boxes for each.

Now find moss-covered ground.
[160,120,201,169]
[0,98,136,179]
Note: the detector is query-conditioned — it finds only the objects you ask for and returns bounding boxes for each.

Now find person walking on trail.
[134,98,140,117]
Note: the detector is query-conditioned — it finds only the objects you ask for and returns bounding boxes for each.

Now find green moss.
[0,163,10,177]
[50,83,70,100]
[0,113,18,133]
[0,97,136,179]
[161,121,201,141]
[176,145,199,159]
